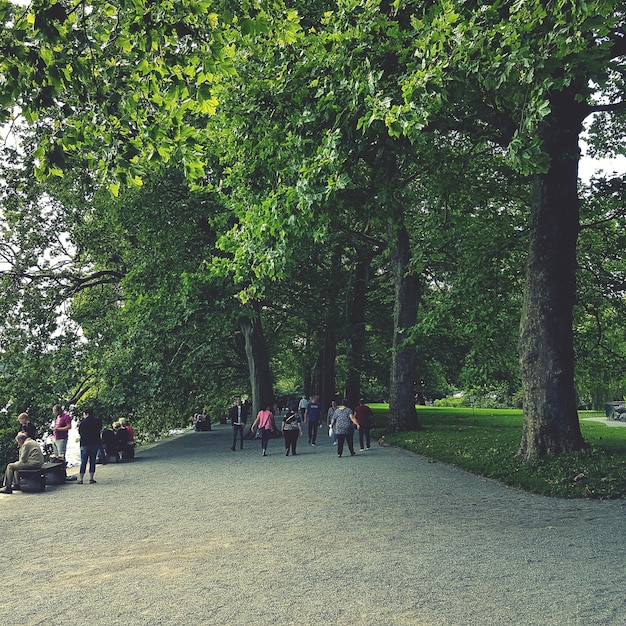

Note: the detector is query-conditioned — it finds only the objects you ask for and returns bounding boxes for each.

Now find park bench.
[604,401,626,421]
[18,461,66,493]
[118,444,135,460]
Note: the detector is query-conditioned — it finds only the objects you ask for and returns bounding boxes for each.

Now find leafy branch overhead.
[1,0,626,458]
[0,0,302,192]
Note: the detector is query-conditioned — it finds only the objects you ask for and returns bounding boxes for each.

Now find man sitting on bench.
[0,432,44,494]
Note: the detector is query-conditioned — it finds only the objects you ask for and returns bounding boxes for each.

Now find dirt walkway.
[1,424,625,625]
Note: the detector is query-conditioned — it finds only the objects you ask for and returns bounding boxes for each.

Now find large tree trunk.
[319,327,336,416]
[517,88,587,460]
[388,213,422,432]
[302,364,312,400]
[239,308,274,417]
[344,248,371,407]
[319,248,341,415]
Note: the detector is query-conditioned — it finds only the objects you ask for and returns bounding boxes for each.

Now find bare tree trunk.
[302,365,312,401]
[319,249,342,415]
[518,88,586,460]
[388,213,422,432]
[239,308,274,417]
[345,248,371,407]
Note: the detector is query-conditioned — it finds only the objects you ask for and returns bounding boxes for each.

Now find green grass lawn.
[370,405,626,499]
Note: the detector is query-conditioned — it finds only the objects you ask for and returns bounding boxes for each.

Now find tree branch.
[588,100,626,115]
[66,270,125,294]
[608,30,626,60]
[1,267,125,294]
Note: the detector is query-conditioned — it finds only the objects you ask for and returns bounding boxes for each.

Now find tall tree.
[239,306,274,415]
[574,174,626,408]
[6,0,626,454]
[376,0,626,457]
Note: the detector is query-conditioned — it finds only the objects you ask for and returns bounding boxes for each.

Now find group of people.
[228,396,301,457]
[192,410,212,431]
[100,418,135,463]
[227,395,373,458]
[0,428,45,494]
[2,406,73,494]
[1,405,136,495]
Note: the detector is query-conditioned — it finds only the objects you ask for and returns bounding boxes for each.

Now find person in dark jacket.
[99,426,117,463]
[353,399,373,451]
[228,396,249,451]
[78,408,102,484]
[18,412,39,440]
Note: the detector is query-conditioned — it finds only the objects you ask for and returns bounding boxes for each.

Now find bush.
[0,427,17,470]
[433,396,467,408]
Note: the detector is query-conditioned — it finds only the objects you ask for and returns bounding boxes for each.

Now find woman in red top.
[119,418,134,442]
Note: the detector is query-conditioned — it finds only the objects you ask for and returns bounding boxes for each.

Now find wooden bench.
[18,461,66,493]
[605,401,626,420]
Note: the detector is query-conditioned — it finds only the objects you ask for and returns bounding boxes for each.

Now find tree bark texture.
[302,364,312,401]
[517,88,586,460]
[344,248,372,408]
[239,310,274,417]
[319,326,337,417]
[388,214,422,432]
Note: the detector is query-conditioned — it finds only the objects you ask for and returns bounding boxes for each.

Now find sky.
[579,154,626,181]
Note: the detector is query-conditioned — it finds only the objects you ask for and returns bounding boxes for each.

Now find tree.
[239,307,274,415]
[375,0,626,457]
[0,140,257,426]
[409,138,530,404]
[1,0,306,190]
[5,0,626,454]
[574,174,626,408]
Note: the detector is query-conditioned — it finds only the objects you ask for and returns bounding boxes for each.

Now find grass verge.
[371,406,626,499]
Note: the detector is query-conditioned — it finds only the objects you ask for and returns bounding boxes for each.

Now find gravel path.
[1,423,625,626]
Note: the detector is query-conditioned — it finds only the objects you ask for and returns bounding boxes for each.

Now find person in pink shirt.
[251,403,275,457]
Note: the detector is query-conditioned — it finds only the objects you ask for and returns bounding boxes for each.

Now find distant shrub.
[434,396,466,408]
[0,427,17,469]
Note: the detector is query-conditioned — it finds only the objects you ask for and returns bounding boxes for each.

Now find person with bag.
[281,406,302,456]
[327,400,337,445]
[330,399,359,458]
[251,403,275,456]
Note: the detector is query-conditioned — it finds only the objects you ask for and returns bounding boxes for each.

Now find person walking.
[305,395,321,446]
[228,397,249,451]
[251,403,275,456]
[282,406,302,456]
[330,399,359,458]
[298,395,308,423]
[354,398,373,450]
[78,408,102,484]
[327,400,337,445]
